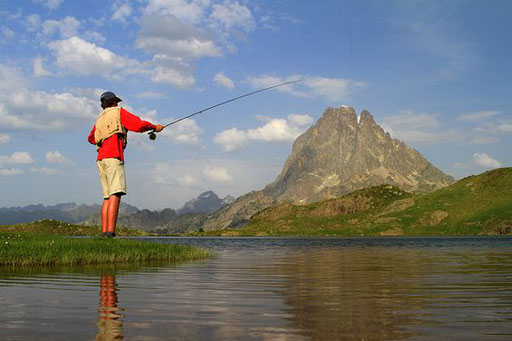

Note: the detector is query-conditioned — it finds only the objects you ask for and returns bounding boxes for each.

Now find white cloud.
[472,153,501,169]
[83,31,106,44]
[0,64,97,132]
[246,119,302,142]
[48,37,127,76]
[213,127,249,151]
[213,72,234,91]
[0,151,35,165]
[178,174,196,186]
[145,158,283,208]
[288,114,313,126]
[144,0,209,23]
[247,75,365,102]
[0,133,10,144]
[160,118,203,144]
[0,168,24,176]
[458,110,501,122]
[112,2,133,24]
[209,0,255,32]
[203,166,231,182]
[214,114,313,151]
[137,13,221,59]
[46,150,71,164]
[35,0,64,10]
[41,17,81,38]
[31,167,65,175]
[33,57,52,77]
[24,14,42,32]
[496,123,512,134]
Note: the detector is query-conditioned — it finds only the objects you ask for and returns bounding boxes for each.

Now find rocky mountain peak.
[203,106,455,230]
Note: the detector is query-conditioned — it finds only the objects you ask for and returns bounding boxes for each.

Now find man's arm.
[120,108,161,132]
[88,126,96,145]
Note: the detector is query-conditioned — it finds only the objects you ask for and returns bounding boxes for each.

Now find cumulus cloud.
[160,118,203,145]
[472,153,501,169]
[213,127,248,151]
[0,151,34,165]
[144,0,209,23]
[48,37,128,76]
[247,75,365,102]
[46,150,72,164]
[209,0,255,32]
[0,64,97,131]
[137,13,220,59]
[112,2,133,24]
[203,166,231,182]
[0,133,10,144]
[41,16,81,38]
[214,114,313,151]
[213,72,234,91]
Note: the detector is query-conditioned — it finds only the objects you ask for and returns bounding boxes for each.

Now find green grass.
[0,219,150,236]
[194,168,512,237]
[0,232,210,267]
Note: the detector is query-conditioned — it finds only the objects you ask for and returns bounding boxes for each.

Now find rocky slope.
[202,106,454,231]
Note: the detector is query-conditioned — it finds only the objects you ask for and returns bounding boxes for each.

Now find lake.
[1,237,511,340]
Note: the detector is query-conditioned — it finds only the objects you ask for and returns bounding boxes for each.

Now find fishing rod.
[148,79,303,140]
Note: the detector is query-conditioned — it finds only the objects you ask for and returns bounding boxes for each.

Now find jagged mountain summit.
[203,106,455,230]
[264,106,454,204]
[177,191,235,215]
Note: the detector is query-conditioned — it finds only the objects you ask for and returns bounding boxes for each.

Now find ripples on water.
[0,237,511,340]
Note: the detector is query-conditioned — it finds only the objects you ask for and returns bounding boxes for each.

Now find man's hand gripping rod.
[148,79,303,140]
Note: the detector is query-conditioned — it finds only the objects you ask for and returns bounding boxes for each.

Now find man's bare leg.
[101,198,109,234]
[107,194,121,234]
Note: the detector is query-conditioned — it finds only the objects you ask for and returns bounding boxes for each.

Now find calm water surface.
[1,237,511,340]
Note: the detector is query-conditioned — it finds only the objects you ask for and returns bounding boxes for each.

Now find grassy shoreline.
[0,232,210,267]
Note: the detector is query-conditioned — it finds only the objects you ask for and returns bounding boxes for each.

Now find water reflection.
[0,237,511,340]
[96,274,124,341]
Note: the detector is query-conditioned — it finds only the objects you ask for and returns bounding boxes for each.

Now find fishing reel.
[148,131,157,140]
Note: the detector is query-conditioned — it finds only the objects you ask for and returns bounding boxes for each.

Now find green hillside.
[200,168,512,236]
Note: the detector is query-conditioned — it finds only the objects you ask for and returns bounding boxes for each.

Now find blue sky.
[0,0,510,209]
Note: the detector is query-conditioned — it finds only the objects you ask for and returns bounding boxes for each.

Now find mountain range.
[0,191,232,226]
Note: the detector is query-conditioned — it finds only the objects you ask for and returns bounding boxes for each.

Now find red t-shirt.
[88,107,155,161]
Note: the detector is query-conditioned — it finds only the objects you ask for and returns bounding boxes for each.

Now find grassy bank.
[0,219,149,236]
[0,232,210,267]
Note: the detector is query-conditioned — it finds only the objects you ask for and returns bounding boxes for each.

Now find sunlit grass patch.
[0,232,210,267]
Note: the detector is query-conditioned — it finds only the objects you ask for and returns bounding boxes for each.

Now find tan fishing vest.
[94,107,127,149]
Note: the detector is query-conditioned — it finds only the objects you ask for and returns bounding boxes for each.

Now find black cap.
[100,91,122,103]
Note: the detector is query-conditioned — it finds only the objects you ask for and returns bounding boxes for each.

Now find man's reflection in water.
[95,274,124,340]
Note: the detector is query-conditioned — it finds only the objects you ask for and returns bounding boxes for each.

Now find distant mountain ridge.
[177,191,235,215]
[0,202,139,225]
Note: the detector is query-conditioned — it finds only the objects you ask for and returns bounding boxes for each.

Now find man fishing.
[88,91,164,237]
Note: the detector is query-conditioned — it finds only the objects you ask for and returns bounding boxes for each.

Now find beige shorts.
[96,158,127,199]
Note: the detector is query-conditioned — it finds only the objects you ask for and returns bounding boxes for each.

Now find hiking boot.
[105,232,116,238]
